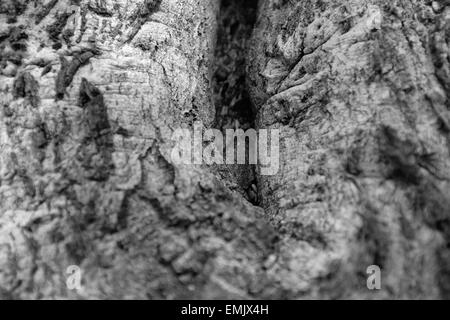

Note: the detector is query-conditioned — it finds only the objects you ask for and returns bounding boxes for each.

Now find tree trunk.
[0,0,449,299]
[248,0,450,299]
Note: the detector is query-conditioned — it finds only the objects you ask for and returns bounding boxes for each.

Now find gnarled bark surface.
[0,0,449,299]
[248,0,450,299]
[0,0,276,299]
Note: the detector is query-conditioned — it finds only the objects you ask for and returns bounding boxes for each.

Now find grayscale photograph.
[0,0,449,302]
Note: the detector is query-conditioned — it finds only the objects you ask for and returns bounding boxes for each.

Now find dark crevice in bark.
[46,10,72,48]
[12,71,40,108]
[0,25,28,72]
[55,49,98,100]
[59,79,117,264]
[212,0,260,205]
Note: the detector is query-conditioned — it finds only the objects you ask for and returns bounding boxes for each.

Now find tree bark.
[248,0,450,299]
[0,0,449,299]
[0,0,276,299]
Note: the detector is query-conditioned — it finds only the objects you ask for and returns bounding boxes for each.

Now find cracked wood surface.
[0,0,450,299]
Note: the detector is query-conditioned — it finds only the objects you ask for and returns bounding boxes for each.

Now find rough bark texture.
[0,0,275,299]
[0,0,450,299]
[248,0,450,299]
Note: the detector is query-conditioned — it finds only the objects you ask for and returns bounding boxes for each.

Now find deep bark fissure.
[212,0,260,205]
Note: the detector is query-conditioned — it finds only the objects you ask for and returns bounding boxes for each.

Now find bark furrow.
[1,0,450,299]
